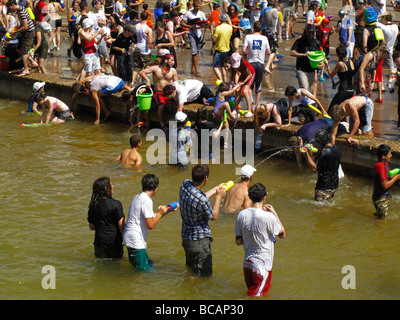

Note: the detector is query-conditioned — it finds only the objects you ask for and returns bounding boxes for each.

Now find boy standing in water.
[372,144,400,219]
[114,134,143,168]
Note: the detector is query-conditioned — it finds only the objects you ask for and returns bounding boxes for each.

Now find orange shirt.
[208,9,220,27]
[230,14,239,26]
[145,9,153,29]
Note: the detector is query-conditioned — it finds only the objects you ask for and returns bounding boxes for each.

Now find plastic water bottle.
[255,131,263,149]
[60,0,64,8]
[388,75,396,94]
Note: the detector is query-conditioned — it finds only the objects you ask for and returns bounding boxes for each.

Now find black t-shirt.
[291,35,322,72]
[112,33,136,56]
[87,198,125,251]
[315,145,340,190]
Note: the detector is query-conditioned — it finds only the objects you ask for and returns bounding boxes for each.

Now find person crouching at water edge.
[235,183,285,296]
[123,174,174,272]
[34,93,73,124]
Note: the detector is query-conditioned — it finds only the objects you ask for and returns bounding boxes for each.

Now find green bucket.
[308,50,324,68]
[136,86,153,111]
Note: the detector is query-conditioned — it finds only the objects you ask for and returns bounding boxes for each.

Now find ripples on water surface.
[1,99,400,300]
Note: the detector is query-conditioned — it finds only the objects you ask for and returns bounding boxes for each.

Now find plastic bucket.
[308,50,324,68]
[136,86,153,111]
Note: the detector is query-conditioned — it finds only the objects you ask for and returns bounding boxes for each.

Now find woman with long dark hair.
[87,177,126,259]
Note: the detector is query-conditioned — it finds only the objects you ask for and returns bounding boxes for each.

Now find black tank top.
[338,60,355,92]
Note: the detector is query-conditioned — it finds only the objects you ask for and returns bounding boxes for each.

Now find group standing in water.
[9,0,400,296]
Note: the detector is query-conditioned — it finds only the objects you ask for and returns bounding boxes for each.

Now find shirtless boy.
[330,95,374,144]
[223,165,256,213]
[138,55,178,127]
[115,134,143,168]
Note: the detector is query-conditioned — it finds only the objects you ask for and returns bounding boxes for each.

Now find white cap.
[175,111,187,122]
[33,81,45,93]
[240,164,256,178]
[82,18,94,29]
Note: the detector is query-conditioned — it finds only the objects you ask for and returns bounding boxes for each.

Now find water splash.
[255,146,297,169]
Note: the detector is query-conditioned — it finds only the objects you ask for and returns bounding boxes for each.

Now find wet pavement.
[35,1,400,142]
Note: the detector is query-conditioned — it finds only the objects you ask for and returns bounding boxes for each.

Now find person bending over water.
[34,93,73,124]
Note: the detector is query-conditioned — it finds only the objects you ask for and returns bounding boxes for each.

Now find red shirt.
[35,0,49,23]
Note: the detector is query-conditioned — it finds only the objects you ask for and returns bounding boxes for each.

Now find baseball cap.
[175,111,187,122]
[124,24,135,32]
[338,10,346,15]
[33,81,45,93]
[240,165,256,178]
[231,52,241,69]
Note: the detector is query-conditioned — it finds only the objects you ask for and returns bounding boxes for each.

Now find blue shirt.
[179,179,214,240]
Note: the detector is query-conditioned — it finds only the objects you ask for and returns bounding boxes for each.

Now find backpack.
[364,6,378,25]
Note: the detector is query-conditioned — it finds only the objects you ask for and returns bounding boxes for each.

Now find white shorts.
[83,52,101,73]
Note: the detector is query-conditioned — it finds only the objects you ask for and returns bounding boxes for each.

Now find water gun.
[185,121,191,129]
[216,79,222,87]
[9,68,25,74]
[223,110,227,124]
[228,96,235,107]
[237,105,247,114]
[20,123,53,127]
[206,97,214,104]
[166,201,179,212]
[219,180,234,191]
[137,121,146,128]
[389,168,400,177]
[307,103,331,119]
[301,143,318,153]
[2,33,11,42]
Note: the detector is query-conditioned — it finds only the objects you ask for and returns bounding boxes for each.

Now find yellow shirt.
[214,23,233,53]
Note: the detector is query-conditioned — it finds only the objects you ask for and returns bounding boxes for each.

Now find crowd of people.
[4,0,400,296]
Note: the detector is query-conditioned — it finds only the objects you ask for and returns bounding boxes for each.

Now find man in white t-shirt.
[163,79,214,113]
[181,0,207,76]
[243,20,270,106]
[235,183,285,296]
[123,174,170,271]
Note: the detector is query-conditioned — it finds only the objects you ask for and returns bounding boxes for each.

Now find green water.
[1,98,400,300]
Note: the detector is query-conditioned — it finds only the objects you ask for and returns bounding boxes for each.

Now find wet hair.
[284,86,297,97]
[170,9,180,18]
[110,13,123,26]
[142,174,159,192]
[33,92,46,103]
[79,1,88,11]
[314,129,331,146]
[288,135,301,147]
[331,104,346,122]
[377,144,391,159]
[140,10,149,20]
[130,134,142,148]
[163,84,176,96]
[377,45,389,57]
[217,82,230,92]
[253,21,262,33]
[155,21,164,29]
[6,0,17,7]
[160,54,174,67]
[336,44,348,60]
[143,3,148,10]
[89,177,112,209]
[192,164,209,183]
[248,183,267,203]
[254,105,271,128]
[393,50,400,60]
[227,3,238,17]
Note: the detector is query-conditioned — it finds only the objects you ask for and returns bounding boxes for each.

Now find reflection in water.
[1,99,400,300]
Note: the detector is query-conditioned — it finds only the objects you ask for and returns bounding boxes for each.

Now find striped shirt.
[18,6,35,32]
[179,179,214,241]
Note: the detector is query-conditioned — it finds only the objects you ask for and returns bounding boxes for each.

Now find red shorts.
[243,260,272,296]
[374,59,384,83]
[153,91,170,105]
